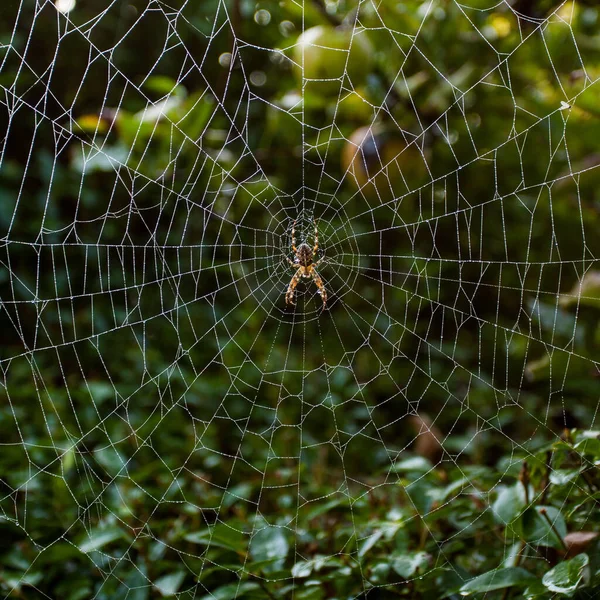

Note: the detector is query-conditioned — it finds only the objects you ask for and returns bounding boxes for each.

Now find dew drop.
[254,9,271,25]
[55,0,76,13]
[218,53,232,67]
[250,71,267,86]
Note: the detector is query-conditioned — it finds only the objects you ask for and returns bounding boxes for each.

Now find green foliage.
[542,554,590,596]
[2,0,600,598]
[460,567,537,595]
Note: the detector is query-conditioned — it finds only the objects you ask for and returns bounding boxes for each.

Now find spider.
[285,219,327,306]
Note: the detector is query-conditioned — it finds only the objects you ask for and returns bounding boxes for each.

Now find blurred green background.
[2,0,600,598]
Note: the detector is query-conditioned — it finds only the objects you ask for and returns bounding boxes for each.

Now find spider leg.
[285,268,302,306]
[291,219,297,254]
[310,267,327,305]
[312,219,319,256]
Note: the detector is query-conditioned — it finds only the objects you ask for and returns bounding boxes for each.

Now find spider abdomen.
[296,243,313,267]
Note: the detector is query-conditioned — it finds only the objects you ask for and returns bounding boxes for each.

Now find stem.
[539,508,568,551]
[418,515,428,550]
[519,462,530,505]
[540,450,552,505]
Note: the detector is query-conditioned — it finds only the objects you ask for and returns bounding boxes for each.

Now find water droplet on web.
[55,0,76,12]
[254,9,271,25]
[218,53,232,68]
[279,20,295,37]
[250,71,267,87]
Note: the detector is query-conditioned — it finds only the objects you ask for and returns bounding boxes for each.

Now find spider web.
[1,0,600,597]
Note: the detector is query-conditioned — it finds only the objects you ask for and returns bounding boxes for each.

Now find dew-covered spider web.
[2,0,600,597]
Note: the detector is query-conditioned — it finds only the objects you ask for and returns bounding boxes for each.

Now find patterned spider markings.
[285,220,327,307]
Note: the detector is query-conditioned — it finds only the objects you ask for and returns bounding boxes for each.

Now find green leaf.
[154,572,186,597]
[293,585,325,600]
[61,446,76,472]
[523,579,550,598]
[502,542,524,568]
[434,566,472,598]
[542,553,589,595]
[405,479,434,514]
[144,75,182,96]
[575,430,600,441]
[93,446,127,477]
[358,530,383,558]
[460,567,537,594]
[524,352,591,383]
[4,571,43,590]
[549,469,580,485]
[291,555,337,578]
[222,483,253,509]
[559,271,600,309]
[304,497,348,520]
[392,551,430,578]
[184,525,246,554]
[71,144,130,174]
[519,506,567,548]
[369,562,391,584]
[493,484,527,525]
[119,562,149,600]
[291,561,313,579]
[135,96,183,124]
[574,437,600,459]
[64,584,93,600]
[87,381,115,403]
[199,582,261,600]
[249,525,288,571]
[36,542,82,565]
[78,527,123,553]
[389,456,432,473]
